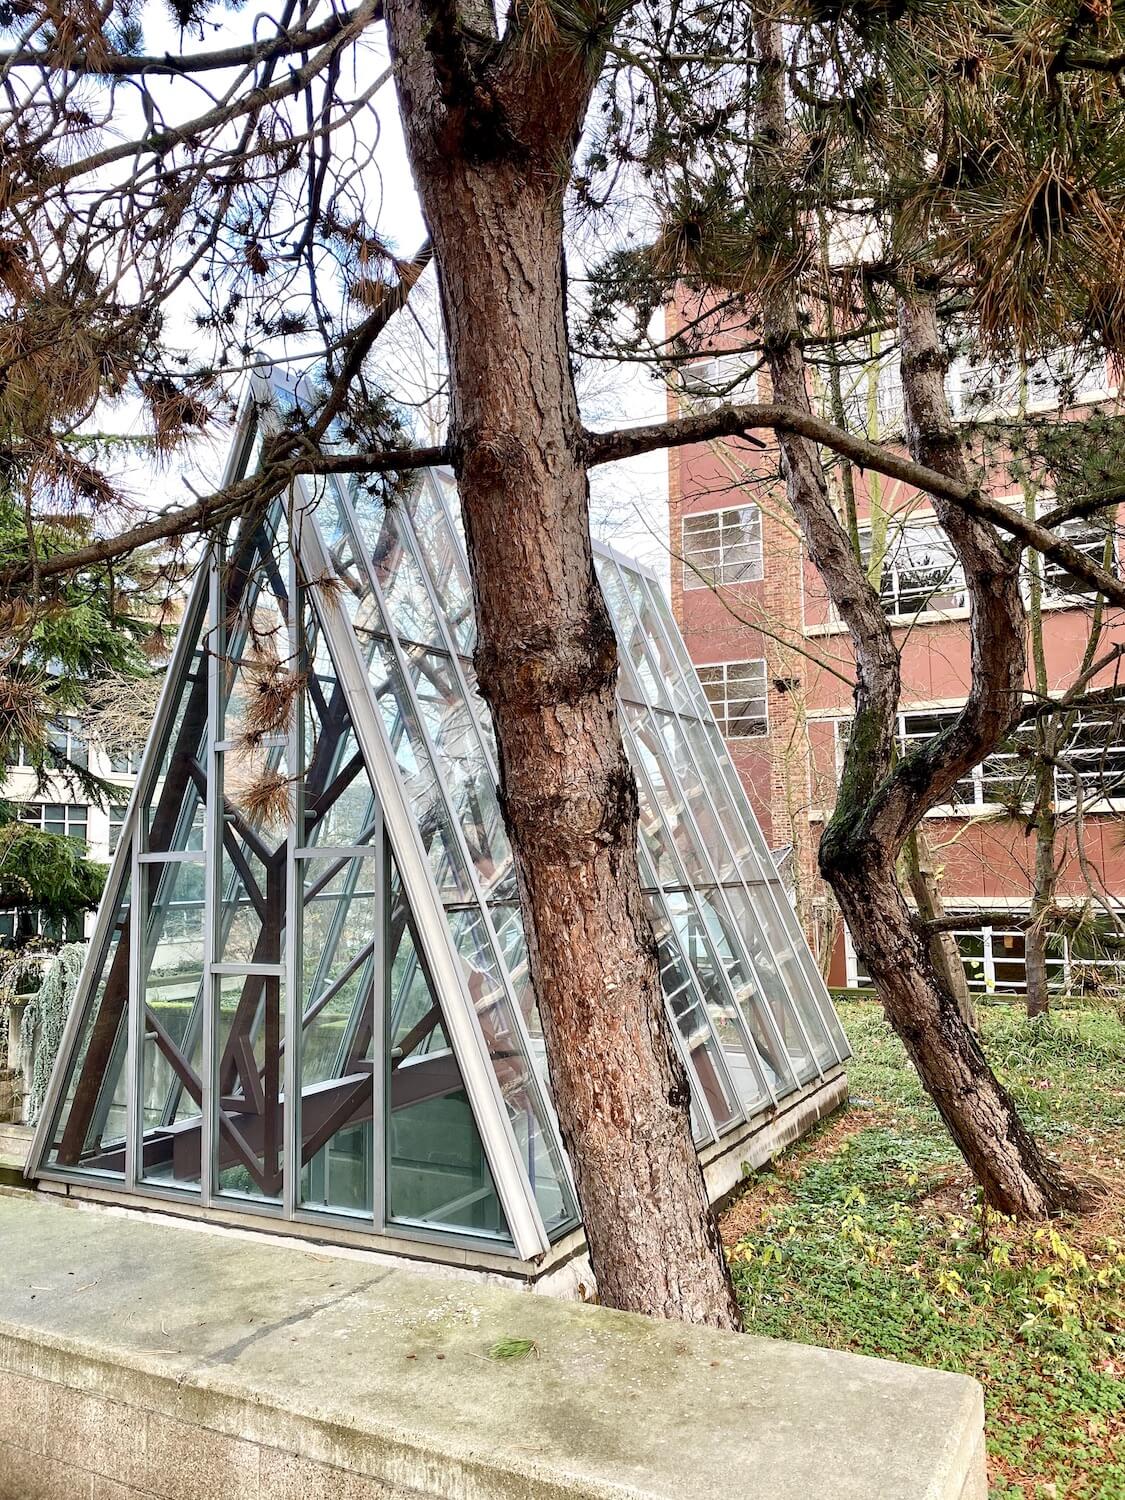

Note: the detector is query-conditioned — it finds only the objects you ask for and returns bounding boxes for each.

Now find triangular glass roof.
[29,377,848,1261]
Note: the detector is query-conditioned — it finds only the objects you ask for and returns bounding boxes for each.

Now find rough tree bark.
[751,11,1086,1217]
[382,0,739,1325]
[903,828,977,1030]
[1025,784,1058,1019]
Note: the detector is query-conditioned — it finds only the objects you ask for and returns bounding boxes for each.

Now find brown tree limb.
[584,404,1125,610]
[0,4,383,78]
[6,1,383,202]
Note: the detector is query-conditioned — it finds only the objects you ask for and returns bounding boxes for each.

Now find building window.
[834,699,1125,811]
[0,908,75,947]
[1055,707,1125,805]
[697,660,768,738]
[21,803,88,844]
[682,505,763,589]
[1039,514,1119,601]
[678,353,758,410]
[108,802,129,853]
[818,343,904,438]
[849,912,1125,996]
[860,506,1118,621]
[110,748,144,775]
[17,716,87,770]
[947,348,1109,420]
[863,520,968,618]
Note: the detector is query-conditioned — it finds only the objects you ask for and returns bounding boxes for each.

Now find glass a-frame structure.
[28,378,848,1275]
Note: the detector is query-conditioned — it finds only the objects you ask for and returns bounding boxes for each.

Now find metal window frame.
[26,544,218,1178]
[630,565,848,1061]
[694,658,769,739]
[606,556,827,1083]
[681,503,764,591]
[294,480,549,1259]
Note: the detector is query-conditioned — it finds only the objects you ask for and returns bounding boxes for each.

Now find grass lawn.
[721,1001,1125,1500]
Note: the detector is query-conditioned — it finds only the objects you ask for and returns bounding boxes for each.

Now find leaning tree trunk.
[831,852,1085,1215]
[903,827,977,1030]
[750,10,1085,1217]
[383,0,738,1326]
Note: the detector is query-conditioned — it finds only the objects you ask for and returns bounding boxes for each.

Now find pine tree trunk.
[383,0,739,1327]
[903,827,977,1029]
[832,854,1086,1216]
[1025,773,1057,1019]
[750,10,1086,1218]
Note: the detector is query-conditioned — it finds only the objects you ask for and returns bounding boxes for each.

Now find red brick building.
[668,330,1125,994]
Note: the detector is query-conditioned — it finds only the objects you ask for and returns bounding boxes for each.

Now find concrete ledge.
[701,1067,848,1205]
[0,1194,987,1500]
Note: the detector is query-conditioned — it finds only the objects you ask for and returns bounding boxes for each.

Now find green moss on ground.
[723,1001,1125,1500]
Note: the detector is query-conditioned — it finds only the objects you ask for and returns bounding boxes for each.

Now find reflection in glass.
[139,860,205,1188]
[387,858,510,1240]
[298,855,378,1217]
[45,875,132,1175]
[213,970,285,1201]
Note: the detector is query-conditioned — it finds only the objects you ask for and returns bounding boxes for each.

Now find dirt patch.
[719,1106,876,1245]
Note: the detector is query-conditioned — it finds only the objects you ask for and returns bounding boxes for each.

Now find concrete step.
[0,1123,32,1188]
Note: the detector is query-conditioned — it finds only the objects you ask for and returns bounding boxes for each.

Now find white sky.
[103,5,671,584]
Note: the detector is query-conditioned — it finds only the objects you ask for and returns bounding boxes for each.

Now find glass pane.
[625,705,709,885]
[408,477,476,653]
[650,909,739,1131]
[664,891,771,1114]
[220,507,292,743]
[655,711,743,884]
[349,483,446,648]
[214,777,287,966]
[213,971,285,1202]
[447,907,577,1235]
[44,876,132,1176]
[402,645,516,900]
[618,564,697,713]
[144,636,207,856]
[386,859,510,1240]
[723,887,828,1082]
[693,888,795,1098]
[138,861,205,1189]
[596,558,668,709]
[300,609,379,848]
[298,855,378,1218]
[355,627,471,900]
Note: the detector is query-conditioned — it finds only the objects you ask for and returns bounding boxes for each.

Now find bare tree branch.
[0,4,383,78]
[584,403,1125,609]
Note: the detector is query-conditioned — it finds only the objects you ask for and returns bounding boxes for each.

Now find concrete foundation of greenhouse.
[0,1193,986,1500]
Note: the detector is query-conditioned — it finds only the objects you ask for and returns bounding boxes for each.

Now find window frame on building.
[846,907,1124,996]
[108,800,130,853]
[109,747,144,775]
[0,908,79,947]
[831,700,1125,814]
[681,504,764,590]
[814,340,905,438]
[947,348,1111,421]
[677,352,759,410]
[16,716,88,770]
[850,501,1119,625]
[20,802,89,844]
[697,658,769,739]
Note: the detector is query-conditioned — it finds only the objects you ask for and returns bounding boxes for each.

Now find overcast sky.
[103,6,671,584]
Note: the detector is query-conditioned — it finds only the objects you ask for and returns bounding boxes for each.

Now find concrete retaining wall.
[0,1194,987,1500]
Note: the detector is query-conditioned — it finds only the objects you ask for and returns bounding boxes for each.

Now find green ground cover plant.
[723,1002,1125,1499]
